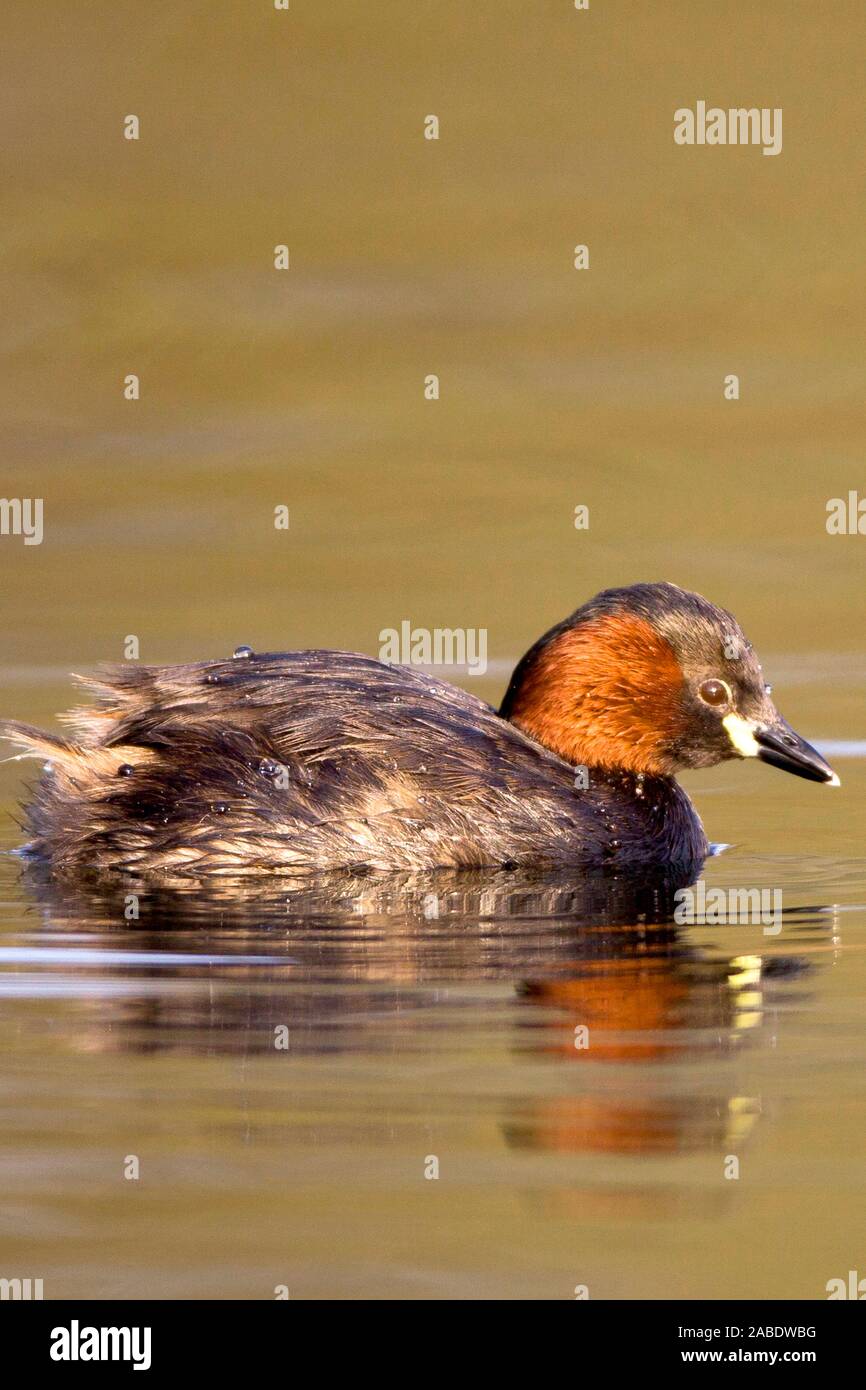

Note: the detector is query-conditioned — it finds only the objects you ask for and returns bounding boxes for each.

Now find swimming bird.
[1,583,838,877]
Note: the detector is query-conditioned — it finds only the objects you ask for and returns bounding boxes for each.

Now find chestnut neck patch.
[503,613,685,776]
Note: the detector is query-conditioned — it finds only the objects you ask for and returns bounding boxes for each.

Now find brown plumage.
[1,583,837,879]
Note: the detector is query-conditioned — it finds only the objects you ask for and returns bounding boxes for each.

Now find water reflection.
[0,861,830,1164]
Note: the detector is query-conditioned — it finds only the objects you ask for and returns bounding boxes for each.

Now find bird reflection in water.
[7,862,818,1161]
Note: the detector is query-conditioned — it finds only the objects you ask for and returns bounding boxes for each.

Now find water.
[1,1,865,1300]
[0,708,863,1299]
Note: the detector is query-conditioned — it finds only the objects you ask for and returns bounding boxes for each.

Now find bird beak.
[722,712,840,787]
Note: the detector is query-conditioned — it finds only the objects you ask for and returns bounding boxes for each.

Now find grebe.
[1,583,837,877]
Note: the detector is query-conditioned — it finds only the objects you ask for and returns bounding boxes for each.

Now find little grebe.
[1,583,837,877]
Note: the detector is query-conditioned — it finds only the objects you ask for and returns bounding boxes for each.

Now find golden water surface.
[0,1,864,1299]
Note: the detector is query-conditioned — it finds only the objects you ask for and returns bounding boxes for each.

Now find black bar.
[4,1298,861,1374]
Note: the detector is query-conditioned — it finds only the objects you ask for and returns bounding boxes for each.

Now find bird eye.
[699,678,732,708]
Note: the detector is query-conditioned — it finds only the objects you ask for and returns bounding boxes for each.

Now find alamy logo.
[0,1276,43,1299]
[379,622,487,676]
[826,491,866,535]
[0,497,43,545]
[826,1270,866,1299]
[674,880,781,932]
[50,1320,152,1371]
[674,103,782,157]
